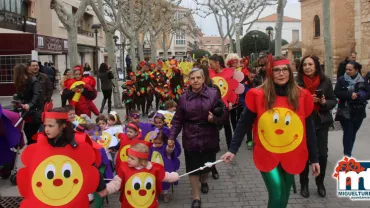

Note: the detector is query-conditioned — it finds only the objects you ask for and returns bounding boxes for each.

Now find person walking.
[98,63,114,114]
[296,55,337,198]
[13,64,42,145]
[222,55,320,208]
[169,68,225,208]
[28,60,53,108]
[334,61,369,157]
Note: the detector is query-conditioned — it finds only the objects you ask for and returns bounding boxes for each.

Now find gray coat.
[98,71,114,90]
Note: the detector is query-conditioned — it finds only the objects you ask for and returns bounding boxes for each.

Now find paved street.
[1,89,370,208]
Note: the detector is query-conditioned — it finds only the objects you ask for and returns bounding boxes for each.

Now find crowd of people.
[6,51,370,208]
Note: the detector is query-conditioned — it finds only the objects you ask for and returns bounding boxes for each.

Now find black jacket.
[296,74,337,129]
[334,75,370,120]
[253,70,266,87]
[17,77,42,120]
[98,71,114,90]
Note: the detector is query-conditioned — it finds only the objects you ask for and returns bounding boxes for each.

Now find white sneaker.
[88,193,94,202]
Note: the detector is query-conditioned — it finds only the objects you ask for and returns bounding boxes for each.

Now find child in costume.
[135,62,150,116]
[152,61,167,110]
[168,59,184,102]
[98,142,179,208]
[127,109,152,140]
[111,122,141,170]
[17,105,106,207]
[222,55,320,208]
[122,74,136,120]
[155,84,175,110]
[149,129,181,203]
[95,115,119,161]
[107,111,124,134]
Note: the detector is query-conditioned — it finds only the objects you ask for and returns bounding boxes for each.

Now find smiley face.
[144,131,157,143]
[97,132,112,149]
[258,107,303,154]
[212,76,228,98]
[150,151,164,166]
[119,144,131,162]
[125,173,156,207]
[31,155,83,206]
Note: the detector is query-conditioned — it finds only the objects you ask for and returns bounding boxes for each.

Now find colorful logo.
[333,157,370,200]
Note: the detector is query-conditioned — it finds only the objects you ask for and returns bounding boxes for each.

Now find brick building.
[301,0,370,74]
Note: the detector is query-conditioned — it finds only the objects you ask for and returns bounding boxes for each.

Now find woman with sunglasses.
[254,55,268,86]
[222,55,320,208]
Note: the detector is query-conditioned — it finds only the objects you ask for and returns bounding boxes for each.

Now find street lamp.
[252,32,259,54]
[266,26,274,53]
[91,23,101,91]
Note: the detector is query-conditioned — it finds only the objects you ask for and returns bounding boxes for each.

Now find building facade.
[250,14,301,43]
[300,0,370,74]
[155,6,203,60]
[0,0,105,96]
[199,36,230,56]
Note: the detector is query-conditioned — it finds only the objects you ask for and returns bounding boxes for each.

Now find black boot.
[100,99,107,114]
[211,166,219,180]
[317,184,326,197]
[300,183,309,198]
[107,99,112,114]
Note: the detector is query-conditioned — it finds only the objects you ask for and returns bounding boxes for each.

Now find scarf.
[344,72,364,92]
[303,75,320,111]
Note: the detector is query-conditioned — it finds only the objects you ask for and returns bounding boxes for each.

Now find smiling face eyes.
[132,176,153,190]
[272,110,292,126]
[45,163,73,180]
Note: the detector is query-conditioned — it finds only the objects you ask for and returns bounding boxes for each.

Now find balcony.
[78,27,94,37]
[0,10,36,33]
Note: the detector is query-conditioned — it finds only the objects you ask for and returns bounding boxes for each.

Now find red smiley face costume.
[210,68,239,105]
[245,88,314,174]
[17,133,100,208]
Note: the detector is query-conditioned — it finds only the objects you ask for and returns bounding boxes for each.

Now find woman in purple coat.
[169,68,225,208]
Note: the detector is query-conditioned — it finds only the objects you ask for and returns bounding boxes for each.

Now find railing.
[0,10,37,33]
[77,27,94,37]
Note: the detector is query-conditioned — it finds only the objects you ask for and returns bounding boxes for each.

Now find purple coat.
[169,85,224,152]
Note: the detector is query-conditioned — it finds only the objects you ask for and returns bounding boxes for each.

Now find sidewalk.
[1,90,370,208]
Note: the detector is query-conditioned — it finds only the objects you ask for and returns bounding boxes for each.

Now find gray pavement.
[1,89,370,208]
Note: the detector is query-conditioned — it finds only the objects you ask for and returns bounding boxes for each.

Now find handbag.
[334,107,350,121]
[318,111,334,125]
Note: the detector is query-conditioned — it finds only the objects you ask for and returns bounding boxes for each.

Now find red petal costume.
[117,162,165,208]
[17,133,100,208]
[245,88,314,174]
[209,68,239,105]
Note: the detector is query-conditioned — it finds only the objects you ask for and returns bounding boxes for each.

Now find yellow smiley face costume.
[245,88,313,174]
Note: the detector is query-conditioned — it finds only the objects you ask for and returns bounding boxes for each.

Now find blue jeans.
[340,119,363,157]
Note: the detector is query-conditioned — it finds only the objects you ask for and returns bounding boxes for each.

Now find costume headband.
[127,122,139,131]
[129,72,135,77]
[42,101,69,122]
[109,111,118,121]
[127,148,149,159]
[73,65,83,72]
[272,59,290,67]
[129,113,141,119]
[154,113,165,120]
[227,59,238,67]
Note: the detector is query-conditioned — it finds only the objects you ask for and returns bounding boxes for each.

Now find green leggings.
[261,165,294,208]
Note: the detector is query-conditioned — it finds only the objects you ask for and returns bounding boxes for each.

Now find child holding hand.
[149,129,181,202]
[98,142,179,208]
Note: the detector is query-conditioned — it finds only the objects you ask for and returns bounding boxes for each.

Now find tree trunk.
[228,34,234,54]
[235,24,242,57]
[323,0,333,78]
[150,34,157,63]
[67,26,79,68]
[221,38,225,60]
[105,30,123,109]
[137,32,144,61]
[162,32,168,60]
[275,0,287,56]
[130,38,138,72]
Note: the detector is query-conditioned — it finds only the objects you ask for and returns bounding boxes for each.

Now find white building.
[249,14,301,43]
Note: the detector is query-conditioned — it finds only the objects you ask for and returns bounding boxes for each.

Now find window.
[176,12,184,20]
[0,55,31,83]
[1,0,23,15]
[314,15,320,37]
[292,30,299,42]
[175,30,186,45]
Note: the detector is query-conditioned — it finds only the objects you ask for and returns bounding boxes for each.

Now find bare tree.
[90,0,124,109]
[219,0,272,57]
[50,0,90,68]
[275,0,287,56]
[323,0,333,78]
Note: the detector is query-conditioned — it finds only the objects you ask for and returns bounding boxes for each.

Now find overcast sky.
[180,0,301,36]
